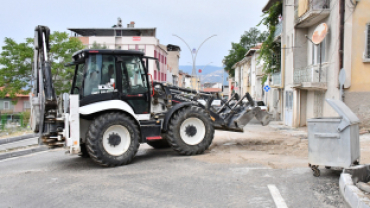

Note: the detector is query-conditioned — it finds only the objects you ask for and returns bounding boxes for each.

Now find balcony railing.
[272,72,281,87]
[293,63,328,90]
[294,0,330,28]
[274,22,283,40]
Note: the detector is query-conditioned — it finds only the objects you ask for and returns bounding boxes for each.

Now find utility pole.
[172,34,217,92]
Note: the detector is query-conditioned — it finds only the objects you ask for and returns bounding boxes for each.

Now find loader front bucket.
[233,107,271,129]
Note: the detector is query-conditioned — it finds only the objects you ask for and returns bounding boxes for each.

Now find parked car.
[255,101,267,111]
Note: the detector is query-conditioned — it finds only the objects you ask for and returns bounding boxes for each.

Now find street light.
[173,34,217,91]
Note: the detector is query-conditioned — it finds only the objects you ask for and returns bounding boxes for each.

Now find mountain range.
[178,65,229,86]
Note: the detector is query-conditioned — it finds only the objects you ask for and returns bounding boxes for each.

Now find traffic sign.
[198,69,202,73]
[263,85,271,92]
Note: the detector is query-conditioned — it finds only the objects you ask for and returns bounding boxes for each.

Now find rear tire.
[86,112,140,167]
[166,106,214,155]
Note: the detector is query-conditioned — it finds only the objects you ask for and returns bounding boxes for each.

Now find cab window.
[120,56,148,94]
[83,54,116,96]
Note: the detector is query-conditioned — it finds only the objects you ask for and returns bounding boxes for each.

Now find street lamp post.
[173,34,217,92]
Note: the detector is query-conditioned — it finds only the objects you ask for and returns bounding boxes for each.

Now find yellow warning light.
[74,141,78,145]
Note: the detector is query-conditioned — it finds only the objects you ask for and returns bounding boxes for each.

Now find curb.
[339,165,370,208]
[0,145,49,160]
[0,134,37,145]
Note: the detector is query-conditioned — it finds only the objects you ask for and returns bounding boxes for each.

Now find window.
[115,30,122,36]
[120,56,148,94]
[165,57,167,64]
[165,74,167,81]
[73,63,85,95]
[83,54,116,96]
[3,101,10,110]
[154,70,157,81]
[312,38,326,65]
[24,101,30,110]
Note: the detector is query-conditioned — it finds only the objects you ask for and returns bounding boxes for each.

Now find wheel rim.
[180,117,206,145]
[103,125,131,156]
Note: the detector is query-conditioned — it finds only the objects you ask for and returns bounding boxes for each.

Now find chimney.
[127,21,135,28]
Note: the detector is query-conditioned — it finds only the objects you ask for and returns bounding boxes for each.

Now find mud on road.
[195,124,370,170]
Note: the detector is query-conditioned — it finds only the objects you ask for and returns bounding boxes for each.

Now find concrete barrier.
[340,165,370,208]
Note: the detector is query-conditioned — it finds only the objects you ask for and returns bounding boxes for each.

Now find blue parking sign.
[264,85,271,92]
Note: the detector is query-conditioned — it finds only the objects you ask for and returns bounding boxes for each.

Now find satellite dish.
[312,23,328,45]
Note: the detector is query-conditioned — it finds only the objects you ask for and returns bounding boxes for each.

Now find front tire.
[167,106,214,155]
[86,112,140,167]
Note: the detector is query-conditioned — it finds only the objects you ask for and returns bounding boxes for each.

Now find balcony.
[272,72,281,87]
[274,21,282,42]
[293,63,328,90]
[294,0,330,28]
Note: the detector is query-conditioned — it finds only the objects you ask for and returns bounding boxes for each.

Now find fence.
[0,113,25,130]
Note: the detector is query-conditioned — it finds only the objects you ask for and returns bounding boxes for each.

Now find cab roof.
[73,49,145,57]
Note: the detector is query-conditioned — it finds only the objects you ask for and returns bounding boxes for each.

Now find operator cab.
[66,49,154,115]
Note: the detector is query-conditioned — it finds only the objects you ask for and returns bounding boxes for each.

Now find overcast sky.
[0,0,268,67]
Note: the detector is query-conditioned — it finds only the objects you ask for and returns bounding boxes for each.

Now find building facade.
[68,20,169,83]
[263,0,370,128]
[343,0,370,128]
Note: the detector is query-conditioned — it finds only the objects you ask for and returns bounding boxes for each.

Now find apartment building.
[263,0,370,128]
[68,19,168,83]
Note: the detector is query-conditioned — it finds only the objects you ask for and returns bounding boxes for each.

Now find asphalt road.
[0,143,348,208]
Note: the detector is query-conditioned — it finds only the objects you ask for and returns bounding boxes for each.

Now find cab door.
[117,56,150,114]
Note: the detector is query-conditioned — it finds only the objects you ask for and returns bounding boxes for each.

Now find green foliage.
[223,27,268,77]
[0,32,84,98]
[258,1,282,77]
[0,38,33,98]
[90,41,108,49]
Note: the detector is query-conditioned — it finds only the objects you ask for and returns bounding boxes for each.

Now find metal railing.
[294,0,330,22]
[274,22,283,39]
[272,72,281,86]
[293,63,328,84]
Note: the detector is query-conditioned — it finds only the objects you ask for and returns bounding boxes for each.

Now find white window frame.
[3,101,10,110]
[312,38,326,65]
[364,23,370,62]
[24,101,30,110]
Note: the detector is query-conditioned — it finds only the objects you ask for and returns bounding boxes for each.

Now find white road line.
[268,184,288,208]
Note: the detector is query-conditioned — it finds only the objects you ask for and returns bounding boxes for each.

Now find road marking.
[268,184,288,208]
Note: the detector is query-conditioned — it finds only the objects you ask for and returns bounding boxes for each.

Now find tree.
[0,32,84,98]
[223,27,268,77]
[90,41,108,49]
[258,1,283,84]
